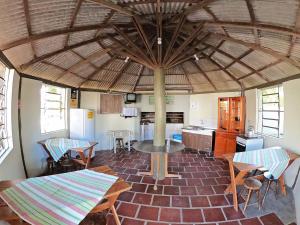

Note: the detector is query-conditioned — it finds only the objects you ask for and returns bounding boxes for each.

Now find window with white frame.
[257,85,284,138]
[0,61,13,163]
[41,84,67,133]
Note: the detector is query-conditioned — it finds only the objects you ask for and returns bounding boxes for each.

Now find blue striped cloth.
[233,147,290,179]
[45,138,91,162]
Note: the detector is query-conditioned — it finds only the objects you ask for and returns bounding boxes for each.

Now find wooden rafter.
[208,40,224,57]
[203,42,269,82]
[245,0,259,45]
[288,4,300,57]
[79,56,116,87]
[191,60,217,91]
[183,0,217,15]
[54,49,111,82]
[180,64,194,92]
[70,50,98,70]
[163,14,186,63]
[165,23,204,66]
[203,6,228,36]
[202,53,243,89]
[108,60,131,90]
[156,0,163,65]
[89,0,134,16]
[64,0,83,47]
[132,65,145,92]
[23,0,36,58]
[133,16,157,64]
[94,10,115,38]
[214,33,300,69]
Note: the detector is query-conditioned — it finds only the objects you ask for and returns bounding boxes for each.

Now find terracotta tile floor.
[85,149,289,225]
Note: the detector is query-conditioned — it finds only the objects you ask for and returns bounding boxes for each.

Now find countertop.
[182,128,215,136]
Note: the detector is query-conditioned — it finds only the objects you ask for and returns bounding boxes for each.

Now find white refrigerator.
[70,109,96,157]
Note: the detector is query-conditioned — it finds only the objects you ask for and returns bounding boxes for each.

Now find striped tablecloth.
[45,138,91,162]
[233,146,290,179]
[0,169,118,225]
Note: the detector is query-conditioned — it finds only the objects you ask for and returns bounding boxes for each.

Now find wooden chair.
[116,137,125,150]
[243,177,262,212]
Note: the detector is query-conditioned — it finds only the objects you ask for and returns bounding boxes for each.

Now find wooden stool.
[243,177,262,212]
[115,138,125,150]
[61,158,74,172]
[46,157,55,175]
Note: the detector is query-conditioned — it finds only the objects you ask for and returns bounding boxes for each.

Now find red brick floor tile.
[157,178,172,185]
[117,202,139,217]
[187,178,202,186]
[190,196,210,207]
[172,178,187,186]
[212,185,227,194]
[240,217,263,225]
[152,195,170,207]
[202,178,217,185]
[219,221,240,225]
[222,207,245,220]
[132,183,147,193]
[118,191,134,202]
[122,218,145,225]
[171,196,190,207]
[133,193,153,205]
[137,206,160,221]
[197,186,214,195]
[180,186,197,195]
[147,185,163,194]
[193,172,206,178]
[142,176,156,184]
[205,171,220,178]
[146,222,168,225]
[209,195,229,206]
[260,213,284,225]
[216,177,231,185]
[164,186,180,195]
[203,208,226,222]
[181,172,193,178]
[182,209,203,222]
[127,175,143,182]
[159,208,181,222]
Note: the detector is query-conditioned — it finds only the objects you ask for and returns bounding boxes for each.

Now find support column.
[153,67,166,147]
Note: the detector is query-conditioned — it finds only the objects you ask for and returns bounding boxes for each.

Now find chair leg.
[275,180,279,199]
[243,189,253,212]
[257,190,261,210]
[110,205,121,225]
[262,179,272,206]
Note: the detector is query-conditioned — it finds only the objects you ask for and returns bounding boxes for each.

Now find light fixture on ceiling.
[193,54,199,61]
[157,37,162,45]
[124,56,129,63]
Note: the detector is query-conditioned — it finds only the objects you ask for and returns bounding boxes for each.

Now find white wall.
[0,72,25,180]
[80,92,190,150]
[189,92,241,128]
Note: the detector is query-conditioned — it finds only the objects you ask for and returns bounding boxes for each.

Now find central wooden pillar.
[154,67,166,147]
[153,67,166,180]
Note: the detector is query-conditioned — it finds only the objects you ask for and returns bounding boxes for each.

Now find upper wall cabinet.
[100,94,123,114]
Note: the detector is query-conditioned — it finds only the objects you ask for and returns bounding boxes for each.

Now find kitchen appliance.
[70,108,96,157]
[236,135,264,152]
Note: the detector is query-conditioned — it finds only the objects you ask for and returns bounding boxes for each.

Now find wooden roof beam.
[132,65,145,92]
[89,0,134,16]
[191,60,217,91]
[180,64,194,92]
[108,60,131,90]
[183,0,217,15]
[23,0,36,58]
[245,0,260,45]
[156,0,163,65]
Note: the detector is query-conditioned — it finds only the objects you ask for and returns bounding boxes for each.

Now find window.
[41,84,67,133]
[0,61,13,163]
[257,85,284,137]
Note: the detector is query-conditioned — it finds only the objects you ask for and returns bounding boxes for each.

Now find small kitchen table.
[108,130,133,153]
[133,140,185,190]
[224,147,298,211]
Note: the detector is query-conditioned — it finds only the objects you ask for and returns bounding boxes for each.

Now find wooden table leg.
[227,160,239,211]
[279,175,287,196]
[85,146,94,169]
[137,153,154,176]
[110,205,121,225]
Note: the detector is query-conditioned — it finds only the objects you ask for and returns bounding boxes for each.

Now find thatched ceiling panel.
[29,0,76,34]
[211,52,233,67]
[91,70,107,81]
[219,41,250,58]
[142,67,152,76]
[240,74,266,88]
[91,55,111,67]
[214,80,240,90]
[182,61,200,74]
[208,0,251,23]
[45,51,82,70]
[166,66,183,75]
[241,50,277,70]
[98,70,119,83]
[68,30,97,46]
[112,73,137,92]
[227,63,252,78]
[73,42,102,58]
[205,26,226,34]
[74,1,111,27]
[187,9,213,22]
[259,31,291,55]
[126,63,142,74]
[110,12,131,24]
[101,38,114,47]
[260,66,291,81]
[57,72,84,87]
[165,75,189,85]
[273,61,300,76]
[23,62,63,81]
[105,59,126,71]
[189,73,209,84]
[71,64,95,78]
[192,84,215,92]
[0,0,28,45]
[138,76,154,85]
[205,36,223,47]
[225,27,256,43]
[80,80,110,90]
[252,0,299,28]
[206,70,232,82]
[33,35,66,57]
[196,59,219,72]
[290,38,300,61]
[3,43,34,67]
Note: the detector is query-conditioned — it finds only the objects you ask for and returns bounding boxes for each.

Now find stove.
[236,135,264,152]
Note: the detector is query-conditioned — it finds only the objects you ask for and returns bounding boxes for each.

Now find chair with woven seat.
[243,177,262,212]
[261,171,280,206]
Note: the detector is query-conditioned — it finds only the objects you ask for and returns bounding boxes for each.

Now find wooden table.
[38,139,98,169]
[0,166,131,225]
[224,149,299,211]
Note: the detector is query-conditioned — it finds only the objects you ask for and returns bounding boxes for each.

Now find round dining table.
[133,140,185,190]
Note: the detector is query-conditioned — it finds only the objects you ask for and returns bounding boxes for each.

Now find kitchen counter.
[182,128,215,136]
[182,127,215,152]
